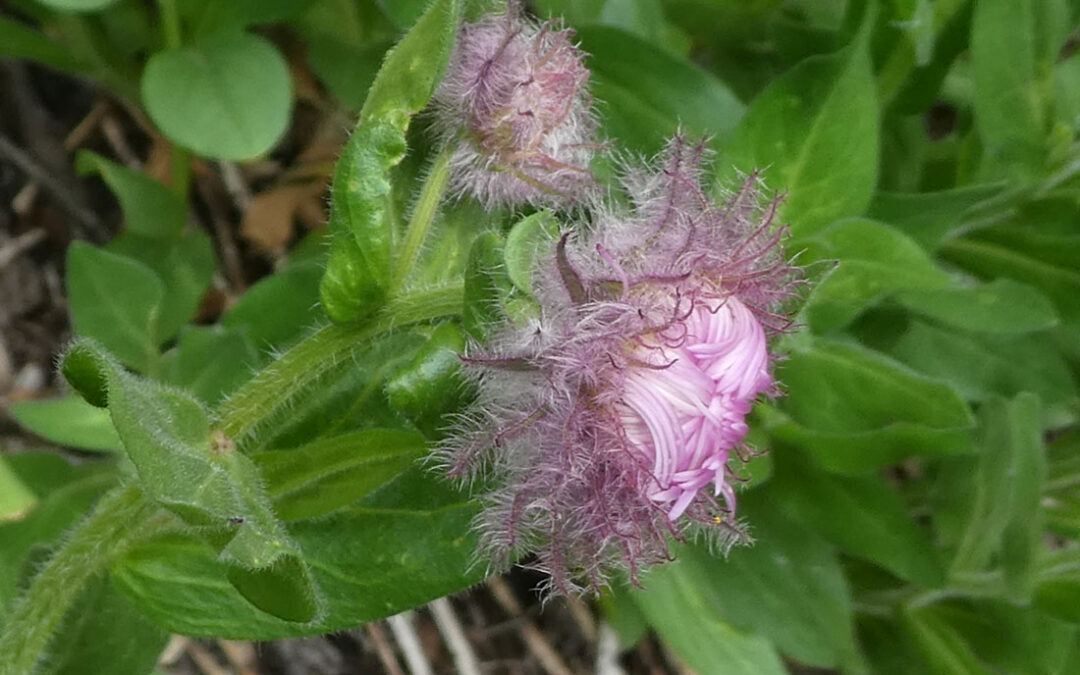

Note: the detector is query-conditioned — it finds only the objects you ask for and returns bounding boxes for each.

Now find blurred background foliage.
[1,0,1080,673]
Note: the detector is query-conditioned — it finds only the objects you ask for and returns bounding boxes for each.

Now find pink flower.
[438,137,798,594]
[433,4,597,207]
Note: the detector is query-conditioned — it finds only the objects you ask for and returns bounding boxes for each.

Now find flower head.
[433,4,597,207]
[439,137,799,594]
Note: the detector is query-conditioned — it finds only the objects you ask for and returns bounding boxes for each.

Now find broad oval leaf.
[142,32,292,160]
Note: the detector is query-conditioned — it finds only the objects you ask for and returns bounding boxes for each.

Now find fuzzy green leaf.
[320,0,461,323]
[111,467,482,638]
[60,339,319,622]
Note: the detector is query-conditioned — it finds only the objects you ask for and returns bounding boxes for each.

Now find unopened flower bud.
[433,5,597,208]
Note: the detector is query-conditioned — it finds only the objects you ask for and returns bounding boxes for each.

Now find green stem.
[157,0,183,49]
[392,150,452,293]
[214,281,465,445]
[0,484,164,675]
[154,0,190,201]
[875,0,967,107]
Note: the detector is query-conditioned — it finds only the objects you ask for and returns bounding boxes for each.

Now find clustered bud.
[437,136,799,594]
[433,4,597,208]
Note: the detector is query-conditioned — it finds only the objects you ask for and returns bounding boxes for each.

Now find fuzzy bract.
[432,4,597,208]
[438,136,799,595]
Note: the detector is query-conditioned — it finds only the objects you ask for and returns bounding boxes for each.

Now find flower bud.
[433,5,597,208]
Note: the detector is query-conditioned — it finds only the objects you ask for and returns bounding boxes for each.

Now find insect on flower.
[437,136,801,595]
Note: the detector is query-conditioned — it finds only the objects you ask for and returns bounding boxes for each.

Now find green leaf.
[598,585,649,649]
[32,0,119,11]
[638,489,860,669]
[60,339,319,623]
[940,213,1080,355]
[74,151,185,239]
[250,331,424,453]
[385,322,469,438]
[255,429,426,521]
[0,455,36,523]
[896,279,1059,334]
[770,339,974,474]
[223,260,323,353]
[66,242,165,372]
[107,230,216,345]
[375,0,429,29]
[971,0,1065,177]
[306,39,389,109]
[503,211,559,296]
[39,577,168,675]
[8,396,122,453]
[718,11,879,236]
[800,218,950,332]
[900,605,993,675]
[1035,553,1080,624]
[949,394,1046,601]
[575,25,744,153]
[913,600,1077,675]
[865,183,1005,251]
[320,0,461,323]
[159,326,258,405]
[112,467,483,638]
[0,456,115,624]
[860,314,1077,408]
[772,445,945,587]
[462,232,515,342]
[0,17,82,72]
[630,559,788,675]
[142,32,292,160]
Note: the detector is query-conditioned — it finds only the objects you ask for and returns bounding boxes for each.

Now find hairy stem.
[392,149,452,293]
[0,484,165,675]
[214,280,465,446]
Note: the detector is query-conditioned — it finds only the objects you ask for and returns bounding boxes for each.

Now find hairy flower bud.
[433,5,597,207]
[438,136,800,594]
